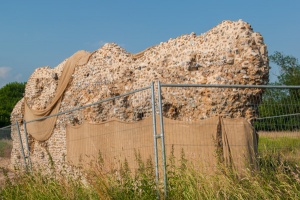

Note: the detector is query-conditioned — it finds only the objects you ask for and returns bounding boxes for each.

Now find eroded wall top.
[13,20,268,124]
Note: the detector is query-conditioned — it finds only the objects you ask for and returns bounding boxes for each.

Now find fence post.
[151,82,160,199]
[157,81,168,198]
[16,121,27,171]
[23,120,32,171]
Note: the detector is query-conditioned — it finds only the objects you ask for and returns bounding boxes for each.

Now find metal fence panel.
[159,83,300,175]
[5,82,300,199]
[0,125,11,140]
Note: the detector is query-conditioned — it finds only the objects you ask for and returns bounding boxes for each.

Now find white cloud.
[0,67,11,79]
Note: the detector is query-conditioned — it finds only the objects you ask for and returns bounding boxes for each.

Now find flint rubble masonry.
[10,20,269,169]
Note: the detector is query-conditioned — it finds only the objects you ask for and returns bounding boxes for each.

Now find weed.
[0,138,300,199]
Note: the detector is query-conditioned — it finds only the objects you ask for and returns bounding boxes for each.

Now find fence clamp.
[155,134,162,139]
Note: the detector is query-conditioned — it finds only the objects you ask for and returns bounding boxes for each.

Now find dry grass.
[0,133,299,199]
[259,131,300,138]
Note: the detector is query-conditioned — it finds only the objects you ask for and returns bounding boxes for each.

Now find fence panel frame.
[23,84,163,199]
[5,81,300,199]
[15,121,27,170]
[158,81,300,199]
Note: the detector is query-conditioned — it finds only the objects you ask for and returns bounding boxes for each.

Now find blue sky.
[0,1,300,87]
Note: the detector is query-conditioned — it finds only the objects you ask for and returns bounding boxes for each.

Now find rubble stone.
[10,20,269,170]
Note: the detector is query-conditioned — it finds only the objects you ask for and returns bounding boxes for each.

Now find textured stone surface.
[10,20,269,169]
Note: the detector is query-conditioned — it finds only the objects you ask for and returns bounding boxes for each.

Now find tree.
[255,52,300,131]
[0,82,26,127]
[270,51,300,85]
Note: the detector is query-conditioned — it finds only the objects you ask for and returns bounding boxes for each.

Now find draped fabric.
[67,116,258,173]
[24,50,91,141]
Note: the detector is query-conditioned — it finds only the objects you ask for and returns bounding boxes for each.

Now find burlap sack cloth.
[221,117,258,172]
[24,50,91,141]
[67,116,258,172]
[66,117,155,170]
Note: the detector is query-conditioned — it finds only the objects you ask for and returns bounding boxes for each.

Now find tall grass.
[165,143,300,199]
[1,137,300,200]
[259,136,300,165]
[0,167,98,200]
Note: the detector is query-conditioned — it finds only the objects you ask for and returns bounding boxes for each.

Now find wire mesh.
[66,117,155,172]
[8,82,300,200]
[34,87,157,172]
[254,88,300,166]
[0,125,13,160]
[0,125,11,140]
[159,85,300,173]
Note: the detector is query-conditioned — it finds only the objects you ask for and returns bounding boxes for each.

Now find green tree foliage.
[255,52,300,131]
[0,82,26,127]
[270,51,300,85]
[255,88,300,131]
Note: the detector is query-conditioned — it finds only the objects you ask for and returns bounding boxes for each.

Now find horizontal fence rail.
[160,83,300,89]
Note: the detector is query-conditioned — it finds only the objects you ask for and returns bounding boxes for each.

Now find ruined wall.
[10,20,269,169]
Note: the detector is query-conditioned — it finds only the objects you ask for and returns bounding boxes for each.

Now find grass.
[0,169,98,200]
[0,139,12,158]
[0,137,299,199]
[259,136,300,152]
[258,136,300,166]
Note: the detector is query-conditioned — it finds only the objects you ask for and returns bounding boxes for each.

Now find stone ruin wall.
[10,20,269,169]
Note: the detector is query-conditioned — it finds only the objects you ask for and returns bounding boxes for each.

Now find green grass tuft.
[0,137,299,199]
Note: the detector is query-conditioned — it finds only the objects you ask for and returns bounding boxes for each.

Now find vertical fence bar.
[151,82,160,199]
[157,81,168,198]
[23,120,32,171]
[16,121,27,171]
